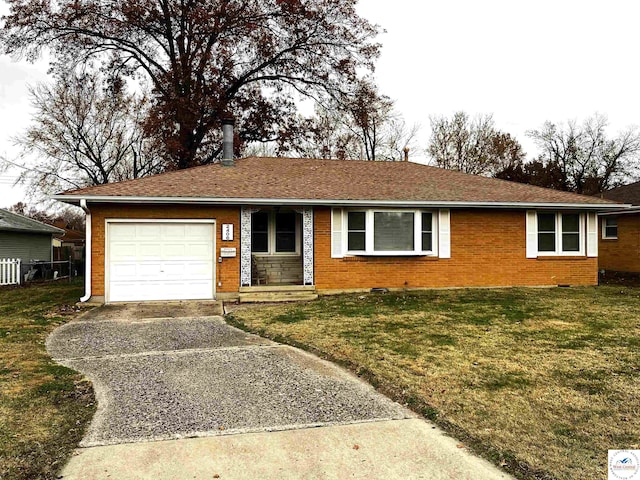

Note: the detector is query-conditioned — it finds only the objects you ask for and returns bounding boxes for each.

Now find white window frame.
[251,210,301,256]
[343,208,438,256]
[535,211,586,256]
[602,217,618,240]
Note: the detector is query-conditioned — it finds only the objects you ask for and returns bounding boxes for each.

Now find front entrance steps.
[238,285,318,303]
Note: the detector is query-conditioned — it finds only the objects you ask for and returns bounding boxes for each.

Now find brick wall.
[89,204,240,296]
[314,207,597,289]
[598,214,640,273]
[89,204,598,297]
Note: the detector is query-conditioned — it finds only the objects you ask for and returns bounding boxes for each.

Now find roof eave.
[52,194,629,211]
[599,207,640,216]
[0,226,63,234]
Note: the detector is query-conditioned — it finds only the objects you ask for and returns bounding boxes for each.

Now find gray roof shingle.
[57,157,619,206]
[0,209,64,234]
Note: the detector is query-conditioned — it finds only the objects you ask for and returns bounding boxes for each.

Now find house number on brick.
[222,224,233,241]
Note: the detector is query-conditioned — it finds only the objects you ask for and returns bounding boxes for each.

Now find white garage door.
[108,222,215,302]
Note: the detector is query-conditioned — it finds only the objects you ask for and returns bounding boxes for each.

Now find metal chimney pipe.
[222,117,235,167]
[403,147,410,162]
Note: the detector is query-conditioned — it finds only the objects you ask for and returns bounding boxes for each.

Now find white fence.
[0,258,21,286]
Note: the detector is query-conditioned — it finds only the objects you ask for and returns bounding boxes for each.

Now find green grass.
[227,286,640,480]
[0,281,95,480]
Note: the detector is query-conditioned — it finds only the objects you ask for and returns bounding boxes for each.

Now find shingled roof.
[601,180,640,206]
[55,157,621,208]
[0,208,64,235]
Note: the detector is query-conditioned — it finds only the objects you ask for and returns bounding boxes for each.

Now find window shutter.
[526,210,538,259]
[438,209,451,259]
[331,208,344,258]
[586,212,598,257]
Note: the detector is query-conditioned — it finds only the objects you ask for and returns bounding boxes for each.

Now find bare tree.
[527,114,640,194]
[2,0,380,168]
[2,73,164,197]
[279,80,421,161]
[427,112,525,175]
[9,201,85,230]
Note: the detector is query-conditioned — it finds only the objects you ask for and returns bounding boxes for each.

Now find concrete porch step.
[238,286,318,303]
[239,285,316,293]
[239,293,319,303]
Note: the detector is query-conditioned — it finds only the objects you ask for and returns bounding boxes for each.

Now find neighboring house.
[51,222,86,261]
[598,181,640,273]
[53,152,627,304]
[0,208,64,265]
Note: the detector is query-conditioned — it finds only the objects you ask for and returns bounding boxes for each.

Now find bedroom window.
[536,212,584,255]
[422,212,433,251]
[602,217,618,239]
[562,214,580,252]
[343,209,436,255]
[347,211,366,251]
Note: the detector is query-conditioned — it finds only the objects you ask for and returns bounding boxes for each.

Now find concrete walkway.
[48,306,512,479]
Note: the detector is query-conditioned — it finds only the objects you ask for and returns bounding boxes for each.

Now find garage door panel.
[137,262,164,277]
[111,263,138,279]
[110,224,136,239]
[186,224,214,238]
[137,224,162,237]
[183,243,212,258]
[108,222,215,302]
[110,243,138,260]
[162,243,187,258]
[109,280,213,302]
[139,243,163,259]
[162,224,187,238]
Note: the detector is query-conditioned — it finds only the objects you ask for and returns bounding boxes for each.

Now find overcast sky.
[1,0,640,208]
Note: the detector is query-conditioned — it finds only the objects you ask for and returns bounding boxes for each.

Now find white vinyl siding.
[0,231,53,262]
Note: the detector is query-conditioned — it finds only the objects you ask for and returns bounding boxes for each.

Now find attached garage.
[106,220,215,302]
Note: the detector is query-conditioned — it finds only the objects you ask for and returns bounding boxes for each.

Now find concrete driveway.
[48,304,512,480]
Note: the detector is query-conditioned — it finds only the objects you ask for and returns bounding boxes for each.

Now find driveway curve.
[47,312,410,446]
[50,304,513,480]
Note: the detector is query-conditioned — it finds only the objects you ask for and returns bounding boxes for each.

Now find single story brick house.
[54,157,627,303]
[598,181,640,273]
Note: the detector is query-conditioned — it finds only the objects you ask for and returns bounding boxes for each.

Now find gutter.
[79,199,91,303]
[599,207,640,216]
[51,195,631,211]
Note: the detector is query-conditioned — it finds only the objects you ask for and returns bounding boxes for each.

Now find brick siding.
[598,214,640,273]
[89,204,598,297]
[314,207,597,289]
[89,204,240,296]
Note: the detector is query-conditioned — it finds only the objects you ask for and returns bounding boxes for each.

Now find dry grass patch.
[0,282,95,480]
[227,286,640,480]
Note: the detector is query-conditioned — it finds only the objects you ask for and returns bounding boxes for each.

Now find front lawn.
[0,281,95,480]
[227,286,640,480]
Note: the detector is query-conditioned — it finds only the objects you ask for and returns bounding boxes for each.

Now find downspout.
[79,199,92,302]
